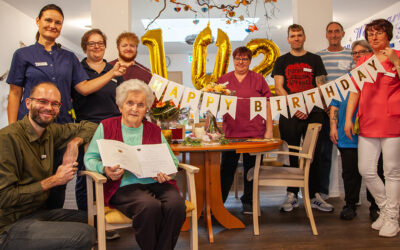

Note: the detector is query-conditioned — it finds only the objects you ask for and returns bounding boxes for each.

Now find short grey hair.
[116,79,154,108]
[351,40,373,52]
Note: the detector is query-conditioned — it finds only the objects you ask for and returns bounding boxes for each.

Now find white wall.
[0,0,84,129]
[343,1,400,49]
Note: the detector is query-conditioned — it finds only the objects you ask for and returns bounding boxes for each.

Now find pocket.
[387,92,400,116]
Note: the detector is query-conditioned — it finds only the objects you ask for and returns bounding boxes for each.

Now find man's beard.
[119,51,136,63]
[30,106,56,128]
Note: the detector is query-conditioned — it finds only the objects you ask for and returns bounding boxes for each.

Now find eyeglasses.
[87,41,105,47]
[367,31,385,38]
[29,98,62,109]
[351,50,369,56]
[234,57,250,62]
[126,101,146,109]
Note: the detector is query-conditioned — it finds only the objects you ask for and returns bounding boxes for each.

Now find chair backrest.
[300,123,322,163]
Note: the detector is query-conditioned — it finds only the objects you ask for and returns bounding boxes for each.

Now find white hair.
[115,79,154,108]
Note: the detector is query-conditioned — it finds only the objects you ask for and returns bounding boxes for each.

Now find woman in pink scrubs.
[218,46,273,214]
[345,19,400,237]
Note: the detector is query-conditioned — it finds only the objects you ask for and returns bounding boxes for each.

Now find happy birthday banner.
[149,55,390,120]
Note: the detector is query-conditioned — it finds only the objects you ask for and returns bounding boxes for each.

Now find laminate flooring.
[64,178,400,249]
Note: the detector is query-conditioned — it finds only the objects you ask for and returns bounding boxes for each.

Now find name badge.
[303,68,312,72]
[111,78,118,83]
[384,72,396,78]
[35,62,48,67]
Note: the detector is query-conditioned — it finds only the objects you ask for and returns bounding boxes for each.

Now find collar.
[34,41,58,52]
[81,58,112,74]
[20,115,50,143]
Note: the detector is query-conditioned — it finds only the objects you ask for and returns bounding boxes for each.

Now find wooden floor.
[65,180,400,249]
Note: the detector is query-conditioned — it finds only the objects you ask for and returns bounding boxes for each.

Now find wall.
[343,1,400,49]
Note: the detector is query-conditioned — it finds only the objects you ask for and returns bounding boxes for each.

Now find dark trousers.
[338,148,384,209]
[339,148,361,206]
[279,111,324,198]
[46,148,67,209]
[75,146,88,210]
[0,209,95,250]
[319,112,333,195]
[220,151,257,205]
[109,182,186,250]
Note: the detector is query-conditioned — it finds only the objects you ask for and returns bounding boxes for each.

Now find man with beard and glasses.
[0,82,97,249]
[110,32,152,84]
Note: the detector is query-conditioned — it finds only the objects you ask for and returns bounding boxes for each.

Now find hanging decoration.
[145,0,277,32]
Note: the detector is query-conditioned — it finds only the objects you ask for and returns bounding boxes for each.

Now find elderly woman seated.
[84,79,186,250]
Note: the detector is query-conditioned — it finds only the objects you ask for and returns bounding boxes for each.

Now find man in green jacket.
[0,82,97,250]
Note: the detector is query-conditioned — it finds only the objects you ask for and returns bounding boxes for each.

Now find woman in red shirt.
[345,19,400,237]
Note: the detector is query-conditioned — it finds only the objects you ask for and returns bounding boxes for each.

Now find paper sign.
[162,80,185,106]
[350,65,374,90]
[181,88,201,111]
[270,96,288,119]
[335,73,358,97]
[149,74,168,100]
[303,87,324,112]
[219,95,237,119]
[287,93,306,118]
[200,92,220,116]
[364,55,386,81]
[320,81,341,106]
[250,97,267,120]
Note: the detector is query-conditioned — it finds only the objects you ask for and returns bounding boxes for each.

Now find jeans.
[0,209,95,250]
[358,136,400,218]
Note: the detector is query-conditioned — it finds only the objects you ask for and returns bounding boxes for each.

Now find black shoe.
[340,205,357,220]
[106,230,120,240]
[369,207,380,222]
[242,203,253,215]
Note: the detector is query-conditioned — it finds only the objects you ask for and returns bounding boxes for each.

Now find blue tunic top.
[330,90,358,148]
[7,42,88,124]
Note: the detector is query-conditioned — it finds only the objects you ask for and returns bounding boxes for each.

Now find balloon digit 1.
[211,29,231,82]
[141,29,168,79]
[191,24,213,90]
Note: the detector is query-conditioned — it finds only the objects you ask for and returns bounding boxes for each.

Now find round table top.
[170,139,282,154]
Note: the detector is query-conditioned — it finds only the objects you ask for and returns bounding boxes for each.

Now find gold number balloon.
[141,29,168,78]
[246,39,280,77]
[191,24,231,90]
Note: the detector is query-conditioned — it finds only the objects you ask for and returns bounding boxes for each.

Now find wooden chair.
[233,122,282,198]
[80,163,199,250]
[251,123,322,236]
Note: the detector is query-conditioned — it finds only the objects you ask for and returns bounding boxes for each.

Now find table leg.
[205,152,214,242]
[206,151,245,229]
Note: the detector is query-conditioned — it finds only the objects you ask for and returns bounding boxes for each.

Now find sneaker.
[379,216,400,237]
[106,230,120,240]
[280,192,299,212]
[369,207,380,222]
[372,213,385,231]
[311,193,334,212]
[319,193,329,201]
[340,205,357,220]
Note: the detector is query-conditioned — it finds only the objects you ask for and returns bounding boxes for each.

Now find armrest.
[178,163,199,174]
[288,145,302,151]
[79,170,107,183]
[272,151,311,159]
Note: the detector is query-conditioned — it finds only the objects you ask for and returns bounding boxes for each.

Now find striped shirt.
[316,48,353,83]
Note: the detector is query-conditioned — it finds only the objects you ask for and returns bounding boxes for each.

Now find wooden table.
[170,140,282,243]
